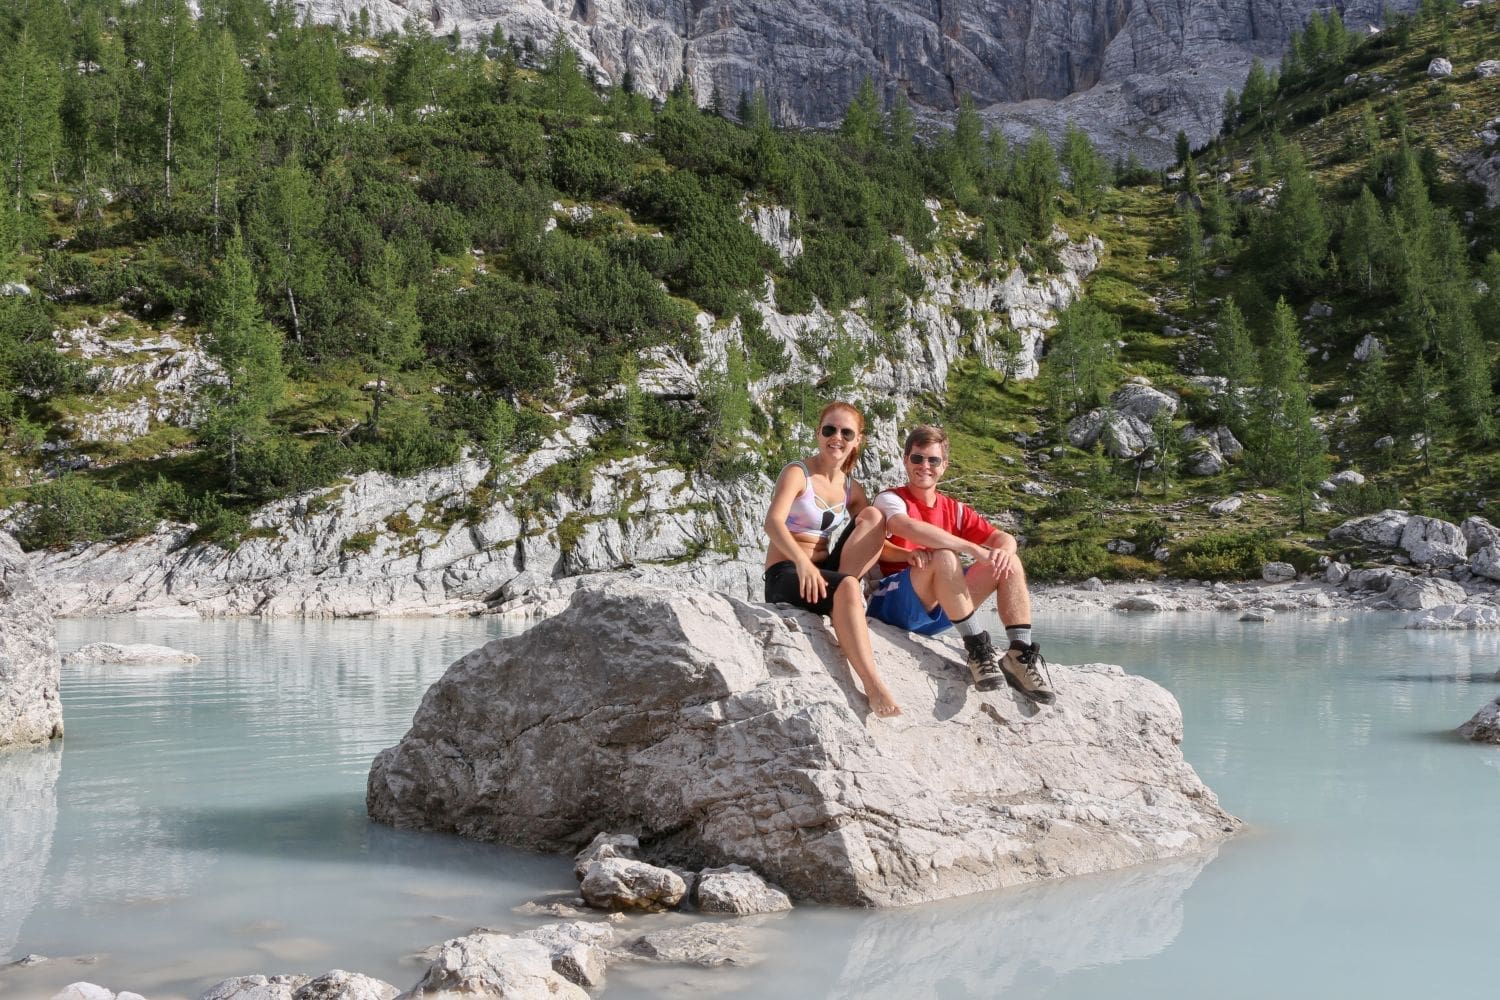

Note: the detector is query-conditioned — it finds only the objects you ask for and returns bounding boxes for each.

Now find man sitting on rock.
[866,425,1056,704]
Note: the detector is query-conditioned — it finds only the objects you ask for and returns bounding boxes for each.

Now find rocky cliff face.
[367,582,1238,905]
[0,533,63,746]
[297,0,1414,160]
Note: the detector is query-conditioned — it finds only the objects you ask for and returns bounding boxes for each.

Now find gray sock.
[954,612,985,638]
[1006,625,1032,648]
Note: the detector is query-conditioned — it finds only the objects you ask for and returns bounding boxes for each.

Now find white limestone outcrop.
[1,533,63,746]
[366,581,1238,907]
[61,643,199,666]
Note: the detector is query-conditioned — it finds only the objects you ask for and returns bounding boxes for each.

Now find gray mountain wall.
[297,1,1413,159]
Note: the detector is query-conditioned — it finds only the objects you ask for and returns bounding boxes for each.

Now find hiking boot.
[962,632,1006,692]
[1000,642,1057,705]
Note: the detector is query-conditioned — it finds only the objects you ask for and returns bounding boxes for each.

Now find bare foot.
[866,682,903,717]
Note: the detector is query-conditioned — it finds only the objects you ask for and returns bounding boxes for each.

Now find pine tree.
[1040,298,1120,431]
[1175,129,1190,165]
[200,28,255,244]
[1341,187,1387,293]
[0,30,64,212]
[1246,299,1329,525]
[1221,88,1239,135]
[244,165,328,347]
[1014,131,1060,238]
[1240,59,1275,121]
[1261,146,1328,290]
[1399,356,1452,473]
[1205,297,1257,434]
[1177,205,1205,305]
[1061,122,1105,219]
[358,244,422,435]
[841,77,881,154]
[135,0,205,204]
[200,232,286,487]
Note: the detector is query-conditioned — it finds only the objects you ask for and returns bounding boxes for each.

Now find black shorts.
[763,560,851,616]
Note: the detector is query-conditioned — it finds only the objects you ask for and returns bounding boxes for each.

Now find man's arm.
[885,512,988,559]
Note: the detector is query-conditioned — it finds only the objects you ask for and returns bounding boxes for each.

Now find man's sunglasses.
[907,454,944,466]
[820,425,857,441]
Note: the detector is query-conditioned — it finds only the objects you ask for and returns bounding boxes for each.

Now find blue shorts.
[866,569,952,636]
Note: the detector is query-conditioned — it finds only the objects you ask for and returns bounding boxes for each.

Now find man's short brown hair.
[902,424,949,458]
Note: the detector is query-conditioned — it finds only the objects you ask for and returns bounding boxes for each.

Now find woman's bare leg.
[831,575,901,716]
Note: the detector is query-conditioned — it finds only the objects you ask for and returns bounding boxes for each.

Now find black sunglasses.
[907,454,944,466]
[820,425,857,441]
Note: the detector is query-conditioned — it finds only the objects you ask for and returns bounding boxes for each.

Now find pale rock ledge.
[367,582,1238,907]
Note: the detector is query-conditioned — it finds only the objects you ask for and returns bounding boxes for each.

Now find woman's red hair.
[818,401,864,475]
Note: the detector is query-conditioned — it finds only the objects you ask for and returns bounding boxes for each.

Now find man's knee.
[931,548,963,577]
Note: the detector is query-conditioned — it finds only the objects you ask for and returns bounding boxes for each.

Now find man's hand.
[973,544,1019,579]
[907,548,932,570]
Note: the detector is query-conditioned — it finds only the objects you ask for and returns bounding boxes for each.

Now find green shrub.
[1169,530,1274,580]
[1021,539,1111,581]
[1329,478,1401,516]
[341,530,378,556]
[17,474,158,550]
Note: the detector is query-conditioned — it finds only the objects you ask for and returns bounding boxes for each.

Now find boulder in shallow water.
[406,932,587,1000]
[200,976,308,1000]
[1385,577,1467,610]
[290,972,395,1000]
[624,923,757,967]
[580,857,687,912]
[519,922,614,990]
[1408,604,1500,630]
[1,532,63,746]
[367,582,1237,907]
[571,832,641,880]
[695,864,793,915]
[1459,697,1500,742]
[61,642,199,665]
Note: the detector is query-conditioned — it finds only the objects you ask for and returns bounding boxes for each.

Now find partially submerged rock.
[695,865,793,915]
[61,642,199,666]
[368,582,1237,907]
[404,932,587,1000]
[579,857,686,912]
[200,976,306,1000]
[571,832,640,880]
[623,923,757,968]
[1459,697,1500,743]
[1,532,63,746]
[1408,604,1500,630]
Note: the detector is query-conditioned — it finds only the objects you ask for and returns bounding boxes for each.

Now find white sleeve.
[872,491,906,525]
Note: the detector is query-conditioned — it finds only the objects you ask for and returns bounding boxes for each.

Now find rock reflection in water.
[823,849,1216,999]
[0,744,61,961]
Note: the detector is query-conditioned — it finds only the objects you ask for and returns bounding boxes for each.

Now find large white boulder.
[1,532,63,746]
[1461,516,1500,554]
[1409,605,1500,630]
[367,582,1236,907]
[1329,509,1410,549]
[1399,516,1467,567]
[405,932,587,1000]
[1470,544,1500,582]
[1110,384,1179,423]
[1384,576,1468,610]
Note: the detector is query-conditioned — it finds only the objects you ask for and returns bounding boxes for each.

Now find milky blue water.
[2,611,1498,1000]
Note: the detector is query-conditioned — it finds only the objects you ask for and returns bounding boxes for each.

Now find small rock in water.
[292,970,397,1000]
[61,642,199,665]
[625,923,757,967]
[12,954,49,967]
[200,975,309,1000]
[695,865,793,915]
[580,857,686,912]
[1459,696,1500,743]
[1239,609,1274,622]
[572,832,641,881]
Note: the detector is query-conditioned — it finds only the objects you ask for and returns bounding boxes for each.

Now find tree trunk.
[286,283,301,344]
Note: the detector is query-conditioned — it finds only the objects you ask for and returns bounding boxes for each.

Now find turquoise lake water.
[2,610,1498,999]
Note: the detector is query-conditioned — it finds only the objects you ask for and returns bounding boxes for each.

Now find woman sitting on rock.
[762,401,899,716]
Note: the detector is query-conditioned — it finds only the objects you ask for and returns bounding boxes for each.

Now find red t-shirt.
[873,486,996,577]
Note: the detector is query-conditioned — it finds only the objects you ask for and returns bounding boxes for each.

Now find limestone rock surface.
[1459,697,1500,742]
[623,923,756,968]
[367,582,1237,907]
[1384,576,1467,610]
[1,532,63,746]
[1399,516,1467,567]
[1329,509,1411,549]
[61,642,199,665]
[200,976,308,1000]
[579,857,686,912]
[405,932,588,1000]
[1408,604,1500,630]
[695,865,793,915]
